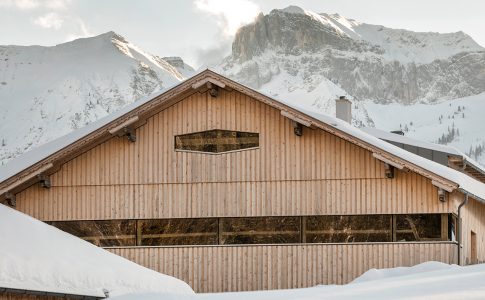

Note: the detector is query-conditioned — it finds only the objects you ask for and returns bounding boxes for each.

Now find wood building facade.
[1,70,485,294]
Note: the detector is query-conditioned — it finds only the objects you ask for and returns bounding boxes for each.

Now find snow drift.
[113,262,485,299]
[0,204,194,298]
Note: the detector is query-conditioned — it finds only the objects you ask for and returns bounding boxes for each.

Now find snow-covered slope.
[0,204,194,297]
[364,92,485,165]
[217,5,485,165]
[0,32,195,165]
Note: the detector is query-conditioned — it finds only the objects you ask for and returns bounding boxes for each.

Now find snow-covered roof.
[362,127,485,177]
[0,204,194,298]
[361,127,462,156]
[1,70,485,202]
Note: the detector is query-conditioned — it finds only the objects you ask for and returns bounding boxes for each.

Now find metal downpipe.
[457,193,469,265]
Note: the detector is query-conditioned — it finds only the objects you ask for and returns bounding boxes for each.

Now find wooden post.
[441,214,449,241]
[301,216,307,243]
[218,218,224,245]
[392,215,397,242]
[136,220,143,246]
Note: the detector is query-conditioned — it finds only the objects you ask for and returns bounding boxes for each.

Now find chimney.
[336,96,352,123]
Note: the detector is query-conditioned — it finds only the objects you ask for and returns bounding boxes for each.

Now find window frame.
[174,129,260,155]
[48,213,456,247]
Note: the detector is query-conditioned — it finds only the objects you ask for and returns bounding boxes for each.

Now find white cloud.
[194,0,260,36]
[33,12,63,29]
[66,18,93,41]
[0,0,70,10]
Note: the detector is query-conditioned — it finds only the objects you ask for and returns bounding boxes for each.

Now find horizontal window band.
[48,213,454,247]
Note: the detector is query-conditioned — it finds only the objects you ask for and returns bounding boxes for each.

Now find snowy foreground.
[114,262,485,300]
[0,204,194,298]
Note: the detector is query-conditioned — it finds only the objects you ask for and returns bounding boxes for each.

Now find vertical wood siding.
[15,89,452,220]
[109,243,457,293]
[451,192,485,264]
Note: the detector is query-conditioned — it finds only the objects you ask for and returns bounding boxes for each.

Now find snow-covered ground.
[0,204,194,298]
[113,261,485,300]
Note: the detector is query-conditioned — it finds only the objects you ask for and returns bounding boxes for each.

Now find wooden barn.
[1,70,485,294]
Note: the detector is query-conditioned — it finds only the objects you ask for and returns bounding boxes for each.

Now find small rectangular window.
[305,215,392,243]
[175,129,259,153]
[49,220,136,247]
[138,218,218,246]
[221,216,300,244]
[395,214,441,241]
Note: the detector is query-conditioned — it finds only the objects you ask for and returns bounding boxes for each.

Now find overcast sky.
[1,0,484,68]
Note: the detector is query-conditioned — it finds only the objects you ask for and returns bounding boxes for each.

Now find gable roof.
[1,69,485,202]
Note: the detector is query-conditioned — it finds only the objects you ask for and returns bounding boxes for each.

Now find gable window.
[175,129,259,154]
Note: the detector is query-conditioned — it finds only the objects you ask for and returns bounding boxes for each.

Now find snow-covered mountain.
[217,6,485,164]
[0,32,194,164]
[1,6,485,166]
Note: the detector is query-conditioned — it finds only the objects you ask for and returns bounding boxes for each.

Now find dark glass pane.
[141,236,218,246]
[395,214,441,241]
[49,220,136,247]
[305,215,392,243]
[175,129,259,153]
[449,214,456,241]
[139,218,218,246]
[221,216,300,245]
[306,232,391,243]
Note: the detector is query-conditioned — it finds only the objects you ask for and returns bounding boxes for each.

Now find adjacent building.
[1,70,485,293]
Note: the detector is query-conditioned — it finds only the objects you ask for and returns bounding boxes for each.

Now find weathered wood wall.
[109,242,457,293]
[15,89,452,220]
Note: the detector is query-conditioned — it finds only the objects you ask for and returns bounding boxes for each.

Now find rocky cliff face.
[221,6,485,104]
[217,6,485,165]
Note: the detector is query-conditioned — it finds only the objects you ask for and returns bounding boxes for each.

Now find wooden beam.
[372,153,406,170]
[191,78,226,90]
[0,163,53,196]
[281,110,312,127]
[431,180,455,193]
[108,116,139,135]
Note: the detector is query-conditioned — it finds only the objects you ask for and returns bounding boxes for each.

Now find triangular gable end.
[1,70,485,202]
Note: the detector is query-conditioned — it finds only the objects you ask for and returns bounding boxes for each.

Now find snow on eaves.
[361,127,462,156]
[0,204,194,298]
[362,127,485,178]
[1,70,485,202]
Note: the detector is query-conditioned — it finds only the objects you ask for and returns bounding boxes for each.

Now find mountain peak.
[279,5,305,14]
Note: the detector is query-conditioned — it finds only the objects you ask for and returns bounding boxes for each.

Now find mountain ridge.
[1,6,485,166]
[0,31,193,164]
